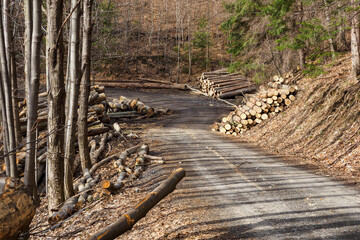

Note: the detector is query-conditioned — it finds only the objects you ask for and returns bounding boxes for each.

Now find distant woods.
[91,0,231,81]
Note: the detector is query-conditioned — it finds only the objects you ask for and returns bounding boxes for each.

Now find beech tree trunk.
[350,0,360,81]
[78,0,93,172]
[46,0,65,214]
[64,0,81,200]
[90,168,186,240]
[0,1,17,177]
[24,0,42,202]
[3,0,20,147]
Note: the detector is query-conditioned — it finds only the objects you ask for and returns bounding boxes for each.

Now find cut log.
[88,127,110,136]
[218,86,257,99]
[89,168,186,240]
[0,178,36,240]
[96,82,188,90]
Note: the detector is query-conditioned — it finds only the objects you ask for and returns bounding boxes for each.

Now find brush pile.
[212,73,299,136]
[198,69,257,99]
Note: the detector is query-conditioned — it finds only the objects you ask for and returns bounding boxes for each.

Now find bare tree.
[349,0,360,81]
[0,0,17,178]
[78,0,93,172]
[3,0,20,146]
[64,0,81,199]
[47,0,65,213]
[24,0,42,202]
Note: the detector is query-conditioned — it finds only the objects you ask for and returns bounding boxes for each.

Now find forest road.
[108,88,360,239]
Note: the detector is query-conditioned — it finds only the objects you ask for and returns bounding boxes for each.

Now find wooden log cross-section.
[90,168,186,240]
[0,178,36,240]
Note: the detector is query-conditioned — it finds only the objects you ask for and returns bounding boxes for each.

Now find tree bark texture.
[3,0,20,147]
[24,0,42,202]
[89,168,186,240]
[78,0,93,172]
[350,0,360,80]
[0,2,17,177]
[46,0,65,214]
[64,0,81,200]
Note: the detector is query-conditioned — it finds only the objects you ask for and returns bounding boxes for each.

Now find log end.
[0,178,36,239]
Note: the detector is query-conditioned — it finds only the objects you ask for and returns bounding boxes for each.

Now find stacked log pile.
[198,69,257,99]
[1,86,171,182]
[212,74,299,136]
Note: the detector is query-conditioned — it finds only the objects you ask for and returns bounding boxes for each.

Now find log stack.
[212,75,299,136]
[1,85,172,180]
[199,69,257,99]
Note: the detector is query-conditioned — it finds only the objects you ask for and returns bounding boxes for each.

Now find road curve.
[108,88,360,239]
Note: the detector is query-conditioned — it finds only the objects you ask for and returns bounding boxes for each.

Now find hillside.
[242,54,360,181]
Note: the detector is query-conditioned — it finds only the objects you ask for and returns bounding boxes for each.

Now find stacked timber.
[2,86,172,179]
[212,75,299,136]
[199,69,257,99]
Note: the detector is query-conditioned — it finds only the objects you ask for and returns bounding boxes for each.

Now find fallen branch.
[89,168,186,240]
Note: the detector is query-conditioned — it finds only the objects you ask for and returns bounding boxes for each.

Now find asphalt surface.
[108,88,360,239]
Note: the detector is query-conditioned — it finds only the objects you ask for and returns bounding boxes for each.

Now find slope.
[242,53,360,181]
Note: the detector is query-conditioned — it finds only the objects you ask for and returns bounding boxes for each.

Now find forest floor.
[29,84,360,239]
[28,53,360,239]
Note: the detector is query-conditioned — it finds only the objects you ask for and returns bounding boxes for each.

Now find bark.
[0,2,17,177]
[89,168,186,240]
[78,0,93,172]
[47,0,65,214]
[350,0,360,81]
[323,0,335,58]
[3,0,20,146]
[64,0,81,200]
[0,177,36,240]
[24,0,42,202]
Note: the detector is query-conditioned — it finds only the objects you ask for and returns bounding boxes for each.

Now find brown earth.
[242,53,360,183]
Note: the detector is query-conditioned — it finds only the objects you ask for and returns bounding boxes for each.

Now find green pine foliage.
[221,0,348,78]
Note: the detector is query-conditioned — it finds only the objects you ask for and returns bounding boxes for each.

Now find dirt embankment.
[242,54,360,181]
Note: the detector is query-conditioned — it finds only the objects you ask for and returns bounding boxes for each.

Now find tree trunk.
[89,168,186,240]
[350,0,360,81]
[78,0,93,172]
[323,0,335,58]
[24,0,42,203]
[46,0,65,214]
[3,0,20,147]
[0,2,17,177]
[64,0,81,200]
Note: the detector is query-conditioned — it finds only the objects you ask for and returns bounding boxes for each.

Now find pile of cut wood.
[48,143,165,224]
[199,69,257,99]
[212,74,299,136]
[2,86,171,182]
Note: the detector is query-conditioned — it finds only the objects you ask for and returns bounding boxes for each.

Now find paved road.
[108,88,360,239]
